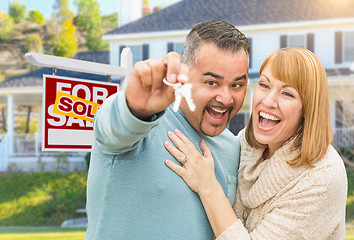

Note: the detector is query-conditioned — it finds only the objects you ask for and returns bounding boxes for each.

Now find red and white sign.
[42,74,119,151]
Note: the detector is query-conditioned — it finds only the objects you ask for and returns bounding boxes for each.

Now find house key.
[163,78,196,112]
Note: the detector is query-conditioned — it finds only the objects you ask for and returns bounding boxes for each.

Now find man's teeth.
[260,111,280,121]
[211,107,227,113]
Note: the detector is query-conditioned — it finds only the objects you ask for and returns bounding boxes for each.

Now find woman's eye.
[259,82,269,88]
[282,91,294,98]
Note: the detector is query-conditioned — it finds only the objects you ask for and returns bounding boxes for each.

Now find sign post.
[25,48,133,152]
[42,75,119,151]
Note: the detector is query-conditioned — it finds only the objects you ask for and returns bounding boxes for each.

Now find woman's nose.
[262,91,278,108]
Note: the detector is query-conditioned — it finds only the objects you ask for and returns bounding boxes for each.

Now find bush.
[25,33,43,53]
[347,168,354,221]
[53,20,78,58]
[9,0,26,24]
[27,10,45,24]
[0,11,14,41]
[0,172,87,226]
[338,147,354,162]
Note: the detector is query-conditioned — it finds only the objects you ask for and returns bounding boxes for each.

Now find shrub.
[0,10,14,41]
[9,0,26,24]
[27,10,45,24]
[25,33,43,53]
[0,171,87,226]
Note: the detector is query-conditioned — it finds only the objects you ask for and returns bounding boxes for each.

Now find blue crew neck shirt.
[85,92,240,240]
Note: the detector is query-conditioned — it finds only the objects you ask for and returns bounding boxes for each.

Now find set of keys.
[163,78,196,112]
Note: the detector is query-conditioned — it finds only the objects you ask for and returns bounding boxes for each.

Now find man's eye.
[206,81,217,86]
[232,83,242,88]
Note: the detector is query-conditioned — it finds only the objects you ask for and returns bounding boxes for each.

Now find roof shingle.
[0,51,110,88]
[107,0,354,35]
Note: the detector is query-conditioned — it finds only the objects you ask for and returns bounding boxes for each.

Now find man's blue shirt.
[85,92,240,240]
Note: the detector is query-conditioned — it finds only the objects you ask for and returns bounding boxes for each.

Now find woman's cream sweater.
[218,129,347,240]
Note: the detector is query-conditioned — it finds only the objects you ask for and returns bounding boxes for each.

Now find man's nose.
[215,87,233,106]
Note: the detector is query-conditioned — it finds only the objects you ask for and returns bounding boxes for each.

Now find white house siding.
[108,34,188,67]
[244,31,279,74]
[104,20,354,144]
[315,29,336,68]
[110,41,120,66]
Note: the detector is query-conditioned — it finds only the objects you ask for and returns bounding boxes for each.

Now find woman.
[164,47,347,239]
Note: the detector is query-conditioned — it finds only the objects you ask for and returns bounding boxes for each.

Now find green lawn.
[0,227,353,239]
[0,227,85,240]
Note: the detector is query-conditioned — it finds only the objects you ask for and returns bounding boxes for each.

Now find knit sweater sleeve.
[93,91,164,155]
[219,166,346,240]
[217,131,347,240]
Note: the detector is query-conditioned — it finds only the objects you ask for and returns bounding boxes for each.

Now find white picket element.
[25,48,132,78]
[120,48,133,89]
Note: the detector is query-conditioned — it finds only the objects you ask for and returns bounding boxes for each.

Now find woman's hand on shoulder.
[164,129,219,196]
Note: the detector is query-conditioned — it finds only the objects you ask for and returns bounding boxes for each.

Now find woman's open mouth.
[259,111,280,129]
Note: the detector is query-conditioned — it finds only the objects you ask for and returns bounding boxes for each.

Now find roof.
[0,51,111,89]
[106,0,354,35]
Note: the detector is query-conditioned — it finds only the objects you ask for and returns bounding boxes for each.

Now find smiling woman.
[165,47,348,240]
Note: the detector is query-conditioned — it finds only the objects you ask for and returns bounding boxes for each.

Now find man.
[85,20,250,240]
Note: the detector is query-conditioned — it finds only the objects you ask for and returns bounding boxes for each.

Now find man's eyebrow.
[203,72,224,79]
[235,74,247,81]
[203,72,247,81]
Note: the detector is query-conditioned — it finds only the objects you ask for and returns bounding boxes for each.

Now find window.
[120,44,149,66]
[174,43,184,55]
[334,100,354,147]
[280,34,314,52]
[335,100,354,129]
[344,31,354,62]
[227,112,249,135]
[167,42,184,55]
[288,35,306,48]
[129,46,142,65]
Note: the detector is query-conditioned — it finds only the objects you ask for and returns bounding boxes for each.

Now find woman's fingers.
[164,141,186,164]
[200,140,212,158]
[167,129,197,154]
[165,160,186,177]
[174,129,193,145]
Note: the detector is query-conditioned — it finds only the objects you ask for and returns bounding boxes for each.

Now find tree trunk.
[1,107,6,132]
[25,106,32,134]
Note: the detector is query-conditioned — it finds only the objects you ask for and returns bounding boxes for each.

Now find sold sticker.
[53,91,100,122]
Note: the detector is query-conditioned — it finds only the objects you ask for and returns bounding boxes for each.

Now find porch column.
[249,87,255,115]
[36,104,42,156]
[7,95,14,155]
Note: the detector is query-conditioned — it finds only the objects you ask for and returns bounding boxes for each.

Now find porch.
[0,128,353,172]
[0,133,87,172]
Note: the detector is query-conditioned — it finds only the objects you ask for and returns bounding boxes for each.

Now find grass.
[0,227,354,239]
[347,168,354,221]
[0,227,85,240]
[0,172,87,226]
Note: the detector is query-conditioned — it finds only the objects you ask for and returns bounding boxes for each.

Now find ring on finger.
[181,157,188,166]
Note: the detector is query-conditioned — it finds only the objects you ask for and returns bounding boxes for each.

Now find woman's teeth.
[260,111,280,121]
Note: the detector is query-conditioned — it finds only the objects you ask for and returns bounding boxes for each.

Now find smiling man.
[85,20,250,240]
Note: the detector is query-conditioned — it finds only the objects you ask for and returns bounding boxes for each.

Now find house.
[1,0,354,171]
[0,51,111,171]
[104,0,354,146]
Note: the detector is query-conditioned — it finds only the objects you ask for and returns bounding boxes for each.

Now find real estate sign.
[42,75,119,151]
